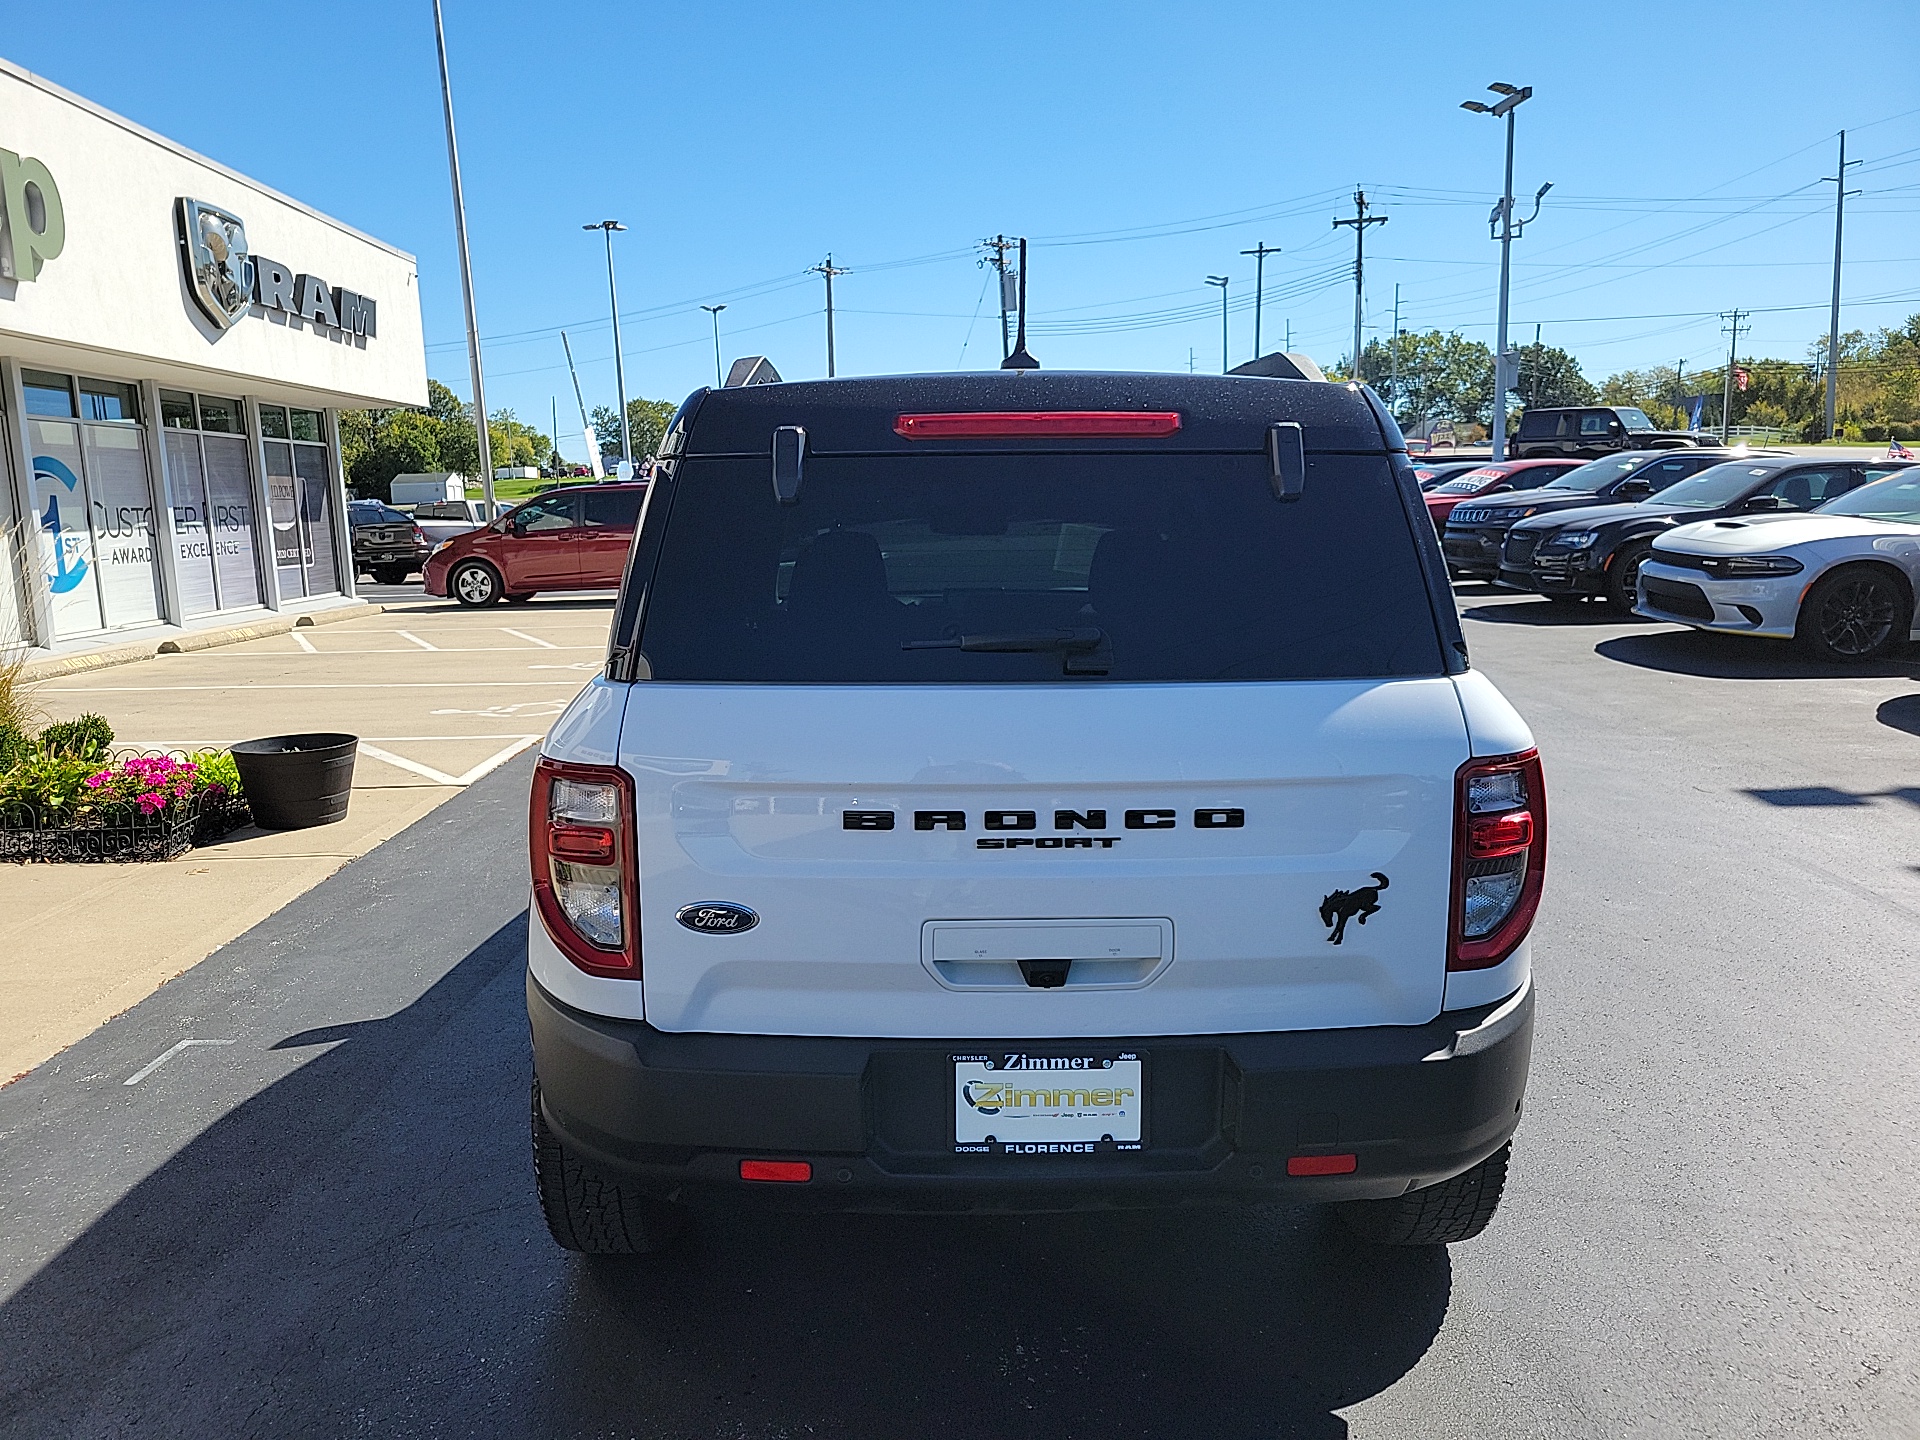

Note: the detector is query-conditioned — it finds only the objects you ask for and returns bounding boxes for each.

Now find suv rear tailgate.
[623,678,1467,1038]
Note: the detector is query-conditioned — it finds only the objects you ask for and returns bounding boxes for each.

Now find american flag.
[1889,439,1916,460]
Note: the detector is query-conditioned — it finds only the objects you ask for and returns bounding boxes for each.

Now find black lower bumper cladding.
[528,973,1533,1213]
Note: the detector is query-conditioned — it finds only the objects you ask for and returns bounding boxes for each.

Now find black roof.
[678,372,1394,457]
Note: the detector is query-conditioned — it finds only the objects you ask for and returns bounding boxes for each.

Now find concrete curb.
[18,603,384,682]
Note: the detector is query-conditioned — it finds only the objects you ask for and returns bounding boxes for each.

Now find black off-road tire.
[450,559,502,608]
[1603,542,1651,613]
[1333,1143,1510,1246]
[531,1080,684,1254]
[1796,564,1909,662]
[371,564,411,585]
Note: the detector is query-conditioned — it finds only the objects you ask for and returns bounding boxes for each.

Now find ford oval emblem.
[675,901,758,935]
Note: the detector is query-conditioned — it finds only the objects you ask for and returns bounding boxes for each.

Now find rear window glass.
[636,452,1444,683]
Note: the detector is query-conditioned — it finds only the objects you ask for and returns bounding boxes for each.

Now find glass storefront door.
[160,390,264,616]
[22,370,162,638]
[261,405,340,599]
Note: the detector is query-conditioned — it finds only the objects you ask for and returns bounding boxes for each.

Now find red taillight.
[1450,749,1546,972]
[740,1160,812,1183]
[1287,1154,1358,1177]
[530,757,639,978]
[894,411,1182,439]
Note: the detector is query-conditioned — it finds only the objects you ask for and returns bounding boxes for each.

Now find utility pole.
[1285,319,1291,352]
[1389,284,1402,418]
[809,254,851,377]
[981,235,1017,362]
[1206,276,1229,374]
[1720,309,1749,442]
[430,0,494,517]
[1528,321,1542,408]
[1461,83,1548,462]
[701,303,727,389]
[550,395,559,471]
[1240,241,1282,360]
[583,220,631,468]
[1333,189,1387,382]
[1002,237,1039,369]
[1823,131,1863,442]
[1676,359,1687,428]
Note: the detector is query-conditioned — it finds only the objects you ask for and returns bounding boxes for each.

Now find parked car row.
[1438,450,1920,660]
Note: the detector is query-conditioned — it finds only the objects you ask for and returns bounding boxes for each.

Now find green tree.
[1511,343,1596,409]
[592,397,677,460]
[1359,330,1496,428]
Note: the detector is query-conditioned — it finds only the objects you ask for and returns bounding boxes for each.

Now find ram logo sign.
[174,197,377,342]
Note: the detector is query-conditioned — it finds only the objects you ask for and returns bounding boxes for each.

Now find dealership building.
[0,58,426,656]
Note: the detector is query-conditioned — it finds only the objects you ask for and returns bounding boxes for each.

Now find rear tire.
[504,592,536,605]
[1334,1143,1510,1246]
[451,560,502,608]
[1604,542,1651,613]
[1796,564,1908,662]
[371,564,411,585]
[531,1079,685,1254]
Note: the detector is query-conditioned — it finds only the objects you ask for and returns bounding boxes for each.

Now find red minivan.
[423,482,646,607]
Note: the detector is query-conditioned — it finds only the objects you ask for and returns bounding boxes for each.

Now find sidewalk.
[1,596,611,1082]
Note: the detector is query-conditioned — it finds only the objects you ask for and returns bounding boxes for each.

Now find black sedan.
[1443,449,1776,581]
[348,500,432,585]
[1500,456,1900,612]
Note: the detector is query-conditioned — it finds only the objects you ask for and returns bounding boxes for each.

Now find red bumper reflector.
[1287,1153,1358,1177]
[1467,811,1534,858]
[894,410,1182,439]
[739,1159,813,1183]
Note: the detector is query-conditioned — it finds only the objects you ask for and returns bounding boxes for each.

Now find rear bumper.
[528,972,1533,1213]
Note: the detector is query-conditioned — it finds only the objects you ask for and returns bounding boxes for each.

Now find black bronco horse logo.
[1319,872,1389,945]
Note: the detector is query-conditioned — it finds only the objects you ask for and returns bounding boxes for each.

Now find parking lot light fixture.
[584,221,631,468]
[1206,276,1229,374]
[701,304,727,389]
[1461,82,1539,463]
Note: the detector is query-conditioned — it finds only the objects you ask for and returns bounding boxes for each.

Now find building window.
[161,390,198,429]
[259,404,290,440]
[197,395,243,434]
[79,378,142,424]
[22,369,75,418]
[289,408,323,443]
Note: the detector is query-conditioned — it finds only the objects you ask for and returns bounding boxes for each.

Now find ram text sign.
[175,197,376,341]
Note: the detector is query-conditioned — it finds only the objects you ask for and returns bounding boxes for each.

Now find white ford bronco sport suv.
[527,371,1542,1252]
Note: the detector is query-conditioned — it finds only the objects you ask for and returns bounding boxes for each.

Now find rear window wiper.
[904,627,1111,674]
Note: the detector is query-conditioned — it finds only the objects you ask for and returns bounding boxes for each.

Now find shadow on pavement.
[1744,784,1920,810]
[0,915,1450,1439]
[1462,597,1637,627]
[1597,630,1920,680]
[1877,694,1920,737]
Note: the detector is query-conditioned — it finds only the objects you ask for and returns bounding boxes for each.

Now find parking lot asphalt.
[2,588,1917,1438]
[0,593,611,1082]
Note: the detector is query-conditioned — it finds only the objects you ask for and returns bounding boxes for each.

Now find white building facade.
[0,58,426,653]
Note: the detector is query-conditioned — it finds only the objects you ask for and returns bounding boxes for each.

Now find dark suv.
[1444,450,1771,581]
[1512,406,1696,460]
[1503,456,1896,611]
[347,500,430,585]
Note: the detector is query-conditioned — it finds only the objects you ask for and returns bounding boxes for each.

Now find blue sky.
[9,1,1919,458]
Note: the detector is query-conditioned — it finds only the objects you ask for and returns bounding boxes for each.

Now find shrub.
[0,753,103,822]
[39,713,114,762]
[187,749,243,798]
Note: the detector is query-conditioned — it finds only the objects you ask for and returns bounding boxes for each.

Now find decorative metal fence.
[0,749,252,864]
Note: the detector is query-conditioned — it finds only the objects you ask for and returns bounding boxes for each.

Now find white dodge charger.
[1637,466,1920,661]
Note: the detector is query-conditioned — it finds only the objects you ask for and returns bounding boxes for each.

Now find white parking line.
[500,628,558,649]
[125,1038,236,1086]
[291,631,318,654]
[358,735,541,786]
[395,630,439,651]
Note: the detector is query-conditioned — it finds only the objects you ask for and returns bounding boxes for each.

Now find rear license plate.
[951,1053,1144,1155]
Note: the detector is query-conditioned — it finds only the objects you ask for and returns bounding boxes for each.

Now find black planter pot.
[230,733,358,829]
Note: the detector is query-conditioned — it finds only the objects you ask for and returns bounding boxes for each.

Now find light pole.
[701,304,727,389]
[1240,241,1281,360]
[430,0,493,517]
[583,220,631,470]
[1461,83,1549,461]
[1206,276,1229,374]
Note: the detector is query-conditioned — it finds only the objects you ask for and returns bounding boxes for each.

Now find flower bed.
[0,708,253,863]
